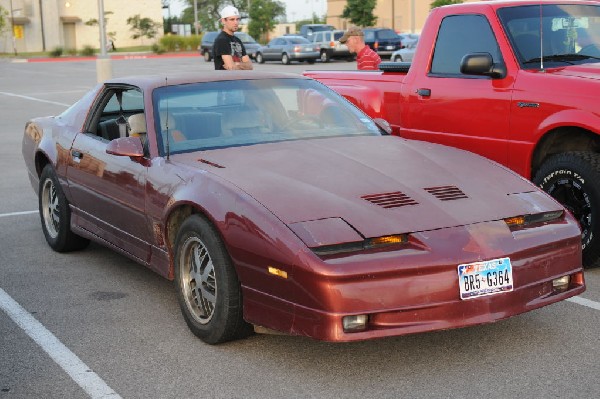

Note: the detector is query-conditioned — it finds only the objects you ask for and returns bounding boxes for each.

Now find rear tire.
[39,164,89,252]
[174,215,252,344]
[533,151,600,268]
[282,53,290,65]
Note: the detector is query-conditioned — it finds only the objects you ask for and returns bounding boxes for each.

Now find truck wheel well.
[532,127,600,176]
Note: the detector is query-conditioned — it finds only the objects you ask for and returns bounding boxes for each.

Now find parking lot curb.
[12,52,201,63]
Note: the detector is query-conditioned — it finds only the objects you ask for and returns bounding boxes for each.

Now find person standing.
[339,27,381,70]
[213,6,253,70]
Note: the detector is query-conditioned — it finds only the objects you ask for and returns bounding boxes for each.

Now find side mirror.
[106,136,145,158]
[373,117,393,135]
[460,53,506,79]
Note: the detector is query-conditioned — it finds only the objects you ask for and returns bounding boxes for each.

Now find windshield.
[152,78,381,155]
[498,4,600,67]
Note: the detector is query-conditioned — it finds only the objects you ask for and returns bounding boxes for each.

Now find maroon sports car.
[22,72,585,344]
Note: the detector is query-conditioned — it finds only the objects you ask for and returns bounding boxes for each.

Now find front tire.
[204,50,211,62]
[256,52,264,64]
[174,215,252,344]
[533,151,600,267]
[39,164,89,252]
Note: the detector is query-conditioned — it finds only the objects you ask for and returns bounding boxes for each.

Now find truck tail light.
[374,41,379,50]
[330,41,335,48]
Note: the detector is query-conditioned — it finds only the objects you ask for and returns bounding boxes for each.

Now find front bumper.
[244,217,585,342]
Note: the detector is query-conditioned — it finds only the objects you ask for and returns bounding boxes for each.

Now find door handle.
[71,150,83,160]
[416,88,431,97]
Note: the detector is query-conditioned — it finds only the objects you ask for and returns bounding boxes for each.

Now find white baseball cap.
[220,5,240,19]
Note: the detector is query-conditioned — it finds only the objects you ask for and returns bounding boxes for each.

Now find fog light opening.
[552,275,570,292]
[342,315,368,332]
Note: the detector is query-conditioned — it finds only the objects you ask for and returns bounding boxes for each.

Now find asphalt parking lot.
[1,54,599,399]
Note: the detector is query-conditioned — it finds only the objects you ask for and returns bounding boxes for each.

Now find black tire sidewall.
[174,215,248,344]
[534,152,600,267]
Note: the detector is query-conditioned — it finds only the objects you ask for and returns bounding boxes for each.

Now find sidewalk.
[11,51,201,63]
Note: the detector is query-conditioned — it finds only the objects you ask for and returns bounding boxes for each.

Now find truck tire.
[320,50,330,63]
[533,151,600,267]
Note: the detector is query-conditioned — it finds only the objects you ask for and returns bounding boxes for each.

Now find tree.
[85,11,117,48]
[294,14,326,31]
[430,0,464,9]
[127,15,162,44]
[182,1,250,32]
[0,5,9,35]
[342,0,377,27]
[248,0,285,43]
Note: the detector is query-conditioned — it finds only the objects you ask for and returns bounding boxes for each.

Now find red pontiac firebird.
[22,72,585,344]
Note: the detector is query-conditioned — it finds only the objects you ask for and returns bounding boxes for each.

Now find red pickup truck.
[306,0,600,267]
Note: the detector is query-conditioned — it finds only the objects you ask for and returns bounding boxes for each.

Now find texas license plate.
[458,257,513,300]
[386,45,394,50]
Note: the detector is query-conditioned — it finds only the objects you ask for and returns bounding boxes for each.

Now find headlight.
[504,210,564,229]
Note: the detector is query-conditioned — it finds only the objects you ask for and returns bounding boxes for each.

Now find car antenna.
[539,2,545,70]
[164,77,170,161]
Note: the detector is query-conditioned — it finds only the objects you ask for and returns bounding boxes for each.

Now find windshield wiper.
[524,53,600,65]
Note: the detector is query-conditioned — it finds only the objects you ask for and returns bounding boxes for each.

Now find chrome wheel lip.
[41,178,59,239]
[180,236,217,325]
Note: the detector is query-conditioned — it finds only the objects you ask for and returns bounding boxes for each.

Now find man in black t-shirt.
[213,6,253,70]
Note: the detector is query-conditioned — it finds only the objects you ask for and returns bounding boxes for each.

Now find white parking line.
[0,288,121,398]
[0,91,70,107]
[567,296,600,311]
[0,210,38,218]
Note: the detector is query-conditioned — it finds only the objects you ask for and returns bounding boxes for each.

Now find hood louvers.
[361,191,419,208]
[424,186,468,201]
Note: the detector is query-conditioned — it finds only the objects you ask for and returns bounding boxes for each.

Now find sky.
[166,0,327,23]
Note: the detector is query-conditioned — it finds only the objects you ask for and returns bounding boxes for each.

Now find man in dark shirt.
[213,6,253,70]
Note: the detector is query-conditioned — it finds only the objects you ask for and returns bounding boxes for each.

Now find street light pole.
[9,0,17,55]
[193,0,198,35]
[96,0,112,82]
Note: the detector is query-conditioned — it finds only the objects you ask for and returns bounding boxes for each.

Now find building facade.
[0,0,163,54]
[326,0,479,33]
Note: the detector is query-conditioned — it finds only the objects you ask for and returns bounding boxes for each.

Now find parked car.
[398,33,420,49]
[391,36,419,62]
[299,23,334,39]
[363,27,403,58]
[256,36,319,64]
[22,71,585,345]
[309,30,353,62]
[199,31,261,62]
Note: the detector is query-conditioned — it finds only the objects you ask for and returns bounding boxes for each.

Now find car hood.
[549,62,600,79]
[173,136,560,240]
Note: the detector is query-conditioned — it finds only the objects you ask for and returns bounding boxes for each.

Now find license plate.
[386,45,395,50]
[305,47,313,51]
[458,257,513,300]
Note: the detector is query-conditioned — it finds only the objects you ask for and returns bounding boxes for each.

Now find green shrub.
[66,48,78,56]
[49,46,63,57]
[185,35,201,51]
[151,43,165,54]
[80,45,96,56]
[159,34,202,52]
